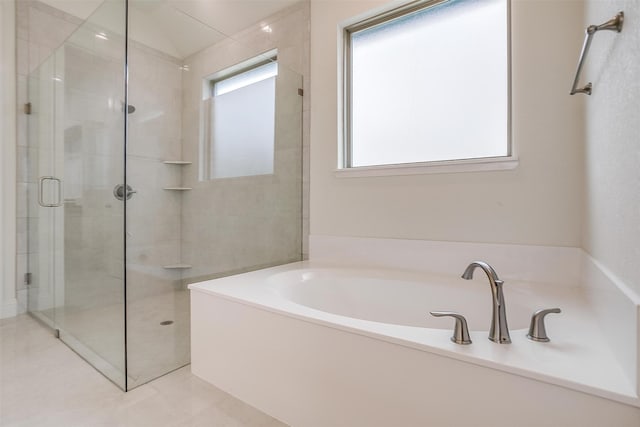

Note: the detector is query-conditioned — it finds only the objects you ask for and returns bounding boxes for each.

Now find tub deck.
[189,261,640,426]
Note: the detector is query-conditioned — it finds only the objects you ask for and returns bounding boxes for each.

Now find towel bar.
[570,11,623,96]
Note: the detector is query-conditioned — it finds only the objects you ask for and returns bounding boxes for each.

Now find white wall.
[1,0,18,318]
[309,0,585,247]
[583,0,640,295]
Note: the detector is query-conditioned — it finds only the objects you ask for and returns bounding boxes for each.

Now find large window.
[343,0,510,171]
[203,58,277,179]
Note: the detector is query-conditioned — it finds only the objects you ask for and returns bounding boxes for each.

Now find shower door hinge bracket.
[24,102,32,115]
[24,272,32,285]
[55,329,60,339]
[297,88,304,96]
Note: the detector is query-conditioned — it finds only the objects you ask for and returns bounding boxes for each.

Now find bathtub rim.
[189,261,640,408]
[265,267,574,331]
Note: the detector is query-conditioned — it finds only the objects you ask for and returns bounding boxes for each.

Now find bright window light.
[203,58,278,180]
[214,61,278,96]
[345,0,510,168]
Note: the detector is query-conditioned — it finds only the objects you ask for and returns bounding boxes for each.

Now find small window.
[202,57,277,179]
[343,0,510,170]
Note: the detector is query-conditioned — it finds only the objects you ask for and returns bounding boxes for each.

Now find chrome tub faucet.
[462,261,511,344]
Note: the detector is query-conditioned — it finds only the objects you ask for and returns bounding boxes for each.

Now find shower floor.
[38,270,190,389]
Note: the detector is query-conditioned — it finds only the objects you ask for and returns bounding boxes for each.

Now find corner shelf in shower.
[161,161,193,270]
[163,264,192,270]
[163,161,192,191]
[162,160,193,165]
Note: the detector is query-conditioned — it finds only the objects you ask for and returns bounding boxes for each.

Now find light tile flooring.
[38,284,192,389]
[0,315,287,427]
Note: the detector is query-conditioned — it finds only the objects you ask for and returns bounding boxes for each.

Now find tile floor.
[0,315,287,427]
[37,283,192,389]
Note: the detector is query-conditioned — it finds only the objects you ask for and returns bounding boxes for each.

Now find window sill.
[334,156,518,178]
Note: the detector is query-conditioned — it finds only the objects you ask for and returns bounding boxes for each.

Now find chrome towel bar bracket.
[570,11,624,96]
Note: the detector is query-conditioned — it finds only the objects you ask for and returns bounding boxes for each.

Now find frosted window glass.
[210,72,275,179]
[214,62,277,96]
[349,0,508,167]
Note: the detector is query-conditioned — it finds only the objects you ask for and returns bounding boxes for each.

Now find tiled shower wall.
[179,1,310,283]
[15,0,186,307]
[126,43,184,299]
[16,0,310,306]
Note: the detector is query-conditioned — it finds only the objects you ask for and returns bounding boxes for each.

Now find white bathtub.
[190,261,640,426]
[269,268,554,331]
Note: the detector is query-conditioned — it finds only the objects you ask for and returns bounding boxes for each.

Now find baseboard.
[1,298,18,319]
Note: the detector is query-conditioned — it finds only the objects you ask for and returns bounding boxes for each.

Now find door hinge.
[24,102,32,115]
[297,88,304,96]
[24,272,32,285]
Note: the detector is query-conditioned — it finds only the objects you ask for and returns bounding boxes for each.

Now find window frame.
[340,0,514,176]
[210,56,278,97]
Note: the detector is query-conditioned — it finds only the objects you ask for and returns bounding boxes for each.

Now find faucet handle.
[430,311,472,345]
[527,308,561,342]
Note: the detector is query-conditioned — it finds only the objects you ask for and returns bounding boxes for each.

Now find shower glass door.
[24,0,307,392]
[124,0,306,388]
[26,0,128,390]
[26,53,60,329]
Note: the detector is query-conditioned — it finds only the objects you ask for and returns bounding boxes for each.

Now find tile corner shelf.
[162,161,192,191]
[163,160,193,165]
[163,264,192,269]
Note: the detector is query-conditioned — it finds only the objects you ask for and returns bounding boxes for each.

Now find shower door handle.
[38,176,63,207]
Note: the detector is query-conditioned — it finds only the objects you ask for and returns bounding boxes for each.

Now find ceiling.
[40,0,300,59]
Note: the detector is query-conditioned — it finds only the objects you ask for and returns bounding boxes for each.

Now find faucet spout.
[461,261,511,344]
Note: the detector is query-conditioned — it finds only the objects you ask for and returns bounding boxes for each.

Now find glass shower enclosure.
[24,0,307,391]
